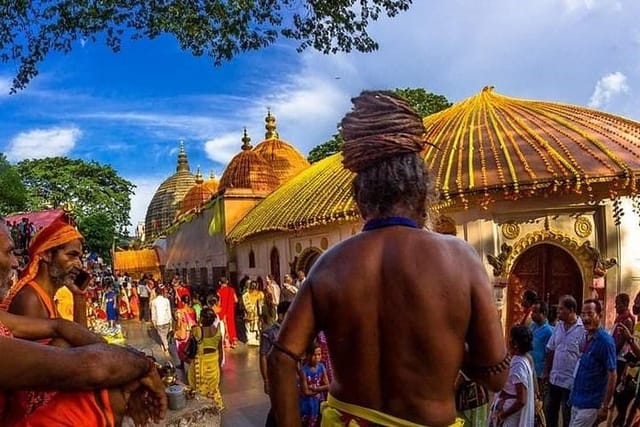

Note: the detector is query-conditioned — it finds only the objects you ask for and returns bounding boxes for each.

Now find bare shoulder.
[10,287,48,318]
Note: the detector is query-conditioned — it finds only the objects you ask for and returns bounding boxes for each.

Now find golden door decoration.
[507,243,583,328]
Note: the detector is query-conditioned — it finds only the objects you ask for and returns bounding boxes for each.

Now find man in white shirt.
[151,287,173,354]
[294,270,306,290]
[267,274,281,305]
[543,295,585,427]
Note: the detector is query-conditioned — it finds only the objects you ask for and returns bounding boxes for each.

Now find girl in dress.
[299,344,330,427]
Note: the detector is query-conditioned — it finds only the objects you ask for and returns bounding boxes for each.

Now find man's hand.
[138,367,168,423]
[596,406,609,424]
[263,380,270,395]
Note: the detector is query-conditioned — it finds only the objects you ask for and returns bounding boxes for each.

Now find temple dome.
[227,153,356,244]
[253,111,310,184]
[219,129,280,193]
[144,142,196,241]
[423,86,640,209]
[178,168,218,217]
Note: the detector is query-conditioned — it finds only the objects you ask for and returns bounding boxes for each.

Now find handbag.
[455,371,488,411]
[185,327,202,360]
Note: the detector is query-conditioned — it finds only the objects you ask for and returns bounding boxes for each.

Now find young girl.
[299,344,330,427]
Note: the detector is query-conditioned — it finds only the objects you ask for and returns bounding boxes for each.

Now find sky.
[1,0,640,233]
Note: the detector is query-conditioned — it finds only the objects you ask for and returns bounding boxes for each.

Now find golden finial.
[265,108,278,139]
[209,171,217,180]
[195,166,204,184]
[241,128,252,150]
[176,139,190,172]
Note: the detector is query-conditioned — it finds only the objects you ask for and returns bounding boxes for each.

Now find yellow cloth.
[321,394,464,427]
[54,286,74,321]
[187,326,224,410]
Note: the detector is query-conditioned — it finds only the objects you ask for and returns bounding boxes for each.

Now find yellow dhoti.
[321,394,464,427]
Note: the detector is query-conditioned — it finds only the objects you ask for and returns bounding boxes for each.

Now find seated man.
[269,91,508,426]
[0,217,166,426]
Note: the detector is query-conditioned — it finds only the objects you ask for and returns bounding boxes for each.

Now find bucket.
[166,384,187,411]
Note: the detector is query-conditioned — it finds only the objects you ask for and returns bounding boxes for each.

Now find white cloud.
[6,127,82,161]
[204,133,245,165]
[588,72,629,108]
[0,76,11,98]
[125,175,165,234]
[561,0,621,13]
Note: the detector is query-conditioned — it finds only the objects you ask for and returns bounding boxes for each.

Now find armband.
[465,353,512,376]
[272,341,303,363]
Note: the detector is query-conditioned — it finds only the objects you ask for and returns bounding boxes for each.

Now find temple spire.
[241,128,252,150]
[195,165,204,184]
[176,139,190,172]
[265,108,279,139]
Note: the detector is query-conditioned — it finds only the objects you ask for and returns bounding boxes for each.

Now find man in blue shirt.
[569,299,617,427]
[530,301,554,382]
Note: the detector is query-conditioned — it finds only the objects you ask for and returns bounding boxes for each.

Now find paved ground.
[121,320,270,427]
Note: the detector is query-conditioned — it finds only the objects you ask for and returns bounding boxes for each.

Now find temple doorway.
[270,247,281,285]
[297,247,322,274]
[507,243,583,327]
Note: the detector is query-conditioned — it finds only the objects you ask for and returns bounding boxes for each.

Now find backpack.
[185,327,202,360]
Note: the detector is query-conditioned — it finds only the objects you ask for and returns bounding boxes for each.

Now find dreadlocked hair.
[341,91,427,173]
[341,91,435,219]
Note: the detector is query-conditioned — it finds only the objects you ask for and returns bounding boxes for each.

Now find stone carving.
[501,222,521,240]
[574,216,593,238]
[487,243,513,277]
[581,241,617,277]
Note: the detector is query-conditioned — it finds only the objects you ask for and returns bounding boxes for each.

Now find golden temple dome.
[177,167,218,217]
[423,86,640,209]
[219,129,280,194]
[144,141,196,241]
[253,110,310,184]
[227,153,356,244]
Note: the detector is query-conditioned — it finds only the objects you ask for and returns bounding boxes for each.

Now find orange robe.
[2,282,115,427]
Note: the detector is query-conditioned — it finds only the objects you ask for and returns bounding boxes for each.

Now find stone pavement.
[121,319,270,427]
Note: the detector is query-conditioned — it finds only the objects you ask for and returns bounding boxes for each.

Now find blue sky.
[1,0,639,232]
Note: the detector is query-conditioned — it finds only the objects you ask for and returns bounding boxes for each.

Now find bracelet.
[465,353,512,376]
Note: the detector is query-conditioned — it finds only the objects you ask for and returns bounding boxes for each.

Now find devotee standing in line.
[569,299,616,426]
[218,276,238,347]
[518,289,538,327]
[280,273,298,302]
[260,301,291,427]
[295,270,306,289]
[138,275,151,321]
[529,301,553,387]
[0,217,167,426]
[543,295,584,427]
[151,286,173,354]
[269,91,508,426]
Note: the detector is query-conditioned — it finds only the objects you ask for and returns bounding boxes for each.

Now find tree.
[307,88,452,163]
[77,212,116,263]
[1,1,413,92]
[0,154,28,216]
[16,157,135,236]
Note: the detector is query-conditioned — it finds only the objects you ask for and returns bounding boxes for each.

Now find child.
[299,343,330,427]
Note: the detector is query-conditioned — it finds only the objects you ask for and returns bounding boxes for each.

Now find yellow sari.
[187,326,224,410]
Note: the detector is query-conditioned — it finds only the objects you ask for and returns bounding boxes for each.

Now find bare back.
[278,226,507,425]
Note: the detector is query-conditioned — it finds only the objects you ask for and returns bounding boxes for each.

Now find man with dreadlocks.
[268,91,508,426]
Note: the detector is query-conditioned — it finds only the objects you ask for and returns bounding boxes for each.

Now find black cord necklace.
[362,216,419,232]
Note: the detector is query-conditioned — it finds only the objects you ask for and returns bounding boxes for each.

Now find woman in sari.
[187,307,224,411]
[176,295,197,363]
[242,281,263,346]
[129,283,140,320]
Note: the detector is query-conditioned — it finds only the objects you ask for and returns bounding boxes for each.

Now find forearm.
[260,355,268,382]
[73,294,87,327]
[268,350,301,426]
[543,351,554,377]
[603,371,617,408]
[53,318,105,346]
[0,337,150,391]
[501,401,525,418]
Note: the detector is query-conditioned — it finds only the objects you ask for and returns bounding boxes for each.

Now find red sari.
[218,285,237,343]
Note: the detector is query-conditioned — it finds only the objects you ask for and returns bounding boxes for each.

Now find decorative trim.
[487,243,513,277]
[574,215,593,238]
[501,223,521,240]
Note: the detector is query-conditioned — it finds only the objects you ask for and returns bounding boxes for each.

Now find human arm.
[298,367,315,397]
[464,246,509,391]
[8,287,50,319]
[617,323,640,358]
[497,383,526,421]
[0,310,104,346]
[268,280,318,426]
[599,339,618,422]
[259,331,270,394]
[316,367,330,393]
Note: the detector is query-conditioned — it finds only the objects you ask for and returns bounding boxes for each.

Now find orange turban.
[1,217,83,311]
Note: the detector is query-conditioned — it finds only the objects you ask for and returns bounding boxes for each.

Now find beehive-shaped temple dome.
[144,142,196,241]
[423,86,640,209]
[178,167,218,217]
[219,129,280,193]
[253,110,310,184]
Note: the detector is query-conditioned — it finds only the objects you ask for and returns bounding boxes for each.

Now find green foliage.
[0,154,28,216]
[16,157,135,236]
[77,212,115,263]
[1,0,413,92]
[308,88,452,163]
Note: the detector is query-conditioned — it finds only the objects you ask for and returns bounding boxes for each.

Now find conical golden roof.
[227,153,356,244]
[219,129,280,193]
[253,111,310,184]
[144,141,196,241]
[178,167,217,217]
[423,86,640,209]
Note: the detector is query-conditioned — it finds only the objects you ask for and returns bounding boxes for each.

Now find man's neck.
[565,315,578,326]
[33,270,62,299]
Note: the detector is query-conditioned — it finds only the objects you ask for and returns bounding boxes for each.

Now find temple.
[135,89,640,326]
